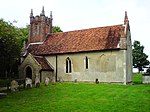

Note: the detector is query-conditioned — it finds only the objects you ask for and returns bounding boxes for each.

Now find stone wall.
[45,49,132,84]
[142,74,150,84]
[45,56,57,81]
[19,54,41,82]
[126,31,133,83]
[40,71,53,83]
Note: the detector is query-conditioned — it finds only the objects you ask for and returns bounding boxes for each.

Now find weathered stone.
[45,77,50,86]
[59,77,63,84]
[25,78,32,88]
[52,76,56,85]
[35,82,40,88]
[19,53,54,83]
[35,76,40,88]
[142,74,150,84]
[10,80,19,92]
[74,79,77,83]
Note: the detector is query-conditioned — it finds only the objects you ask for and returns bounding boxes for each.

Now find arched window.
[26,66,32,79]
[85,56,89,69]
[66,57,72,73]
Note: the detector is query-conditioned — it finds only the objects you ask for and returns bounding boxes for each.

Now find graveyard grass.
[0,74,150,112]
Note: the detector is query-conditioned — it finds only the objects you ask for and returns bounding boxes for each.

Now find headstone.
[52,77,56,85]
[35,76,40,88]
[52,80,56,85]
[25,78,32,88]
[45,77,50,86]
[10,80,19,92]
[59,77,63,84]
[74,79,77,83]
[95,79,99,84]
[142,73,150,84]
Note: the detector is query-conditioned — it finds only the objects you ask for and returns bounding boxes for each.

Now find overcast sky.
[0,0,150,60]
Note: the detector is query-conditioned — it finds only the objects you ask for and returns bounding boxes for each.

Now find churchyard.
[0,74,149,112]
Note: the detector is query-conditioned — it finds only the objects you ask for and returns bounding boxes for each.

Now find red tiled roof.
[28,24,123,55]
[34,56,54,71]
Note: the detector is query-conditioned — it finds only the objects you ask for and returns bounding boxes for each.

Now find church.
[19,7,132,84]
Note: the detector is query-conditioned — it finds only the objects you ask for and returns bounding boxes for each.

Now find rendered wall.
[46,50,129,83]
[126,31,133,83]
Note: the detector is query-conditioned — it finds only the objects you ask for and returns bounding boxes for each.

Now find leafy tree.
[0,19,21,78]
[132,40,149,73]
[17,26,29,48]
[52,26,63,33]
[0,21,63,79]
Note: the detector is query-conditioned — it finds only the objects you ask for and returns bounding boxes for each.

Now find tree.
[17,26,29,48]
[132,40,149,73]
[52,26,63,33]
[0,19,21,78]
[0,21,63,79]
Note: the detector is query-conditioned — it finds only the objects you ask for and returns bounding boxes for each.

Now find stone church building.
[19,7,132,84]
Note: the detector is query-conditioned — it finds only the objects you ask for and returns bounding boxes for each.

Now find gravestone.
[74,79,77,83]
[95,79,99,84]
[25,78,32,88]
[142,73,150,84]
[52,76,56,85]
[35,76,40,88]
[59,77,63,84]
[10,80,19,92]
[142,68,150,84]
[45,77,50,86]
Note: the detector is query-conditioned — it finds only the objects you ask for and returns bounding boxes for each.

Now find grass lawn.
[0,74,150,112]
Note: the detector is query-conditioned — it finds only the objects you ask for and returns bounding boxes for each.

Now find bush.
[0,79,10,87]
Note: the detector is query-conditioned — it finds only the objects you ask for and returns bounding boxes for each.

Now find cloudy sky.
[0,0,150,60]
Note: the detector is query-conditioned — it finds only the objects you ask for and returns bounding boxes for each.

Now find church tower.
[29,6,53,43]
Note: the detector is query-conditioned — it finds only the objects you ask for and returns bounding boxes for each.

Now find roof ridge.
[28,24,123,55]
[52,24,123,35]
